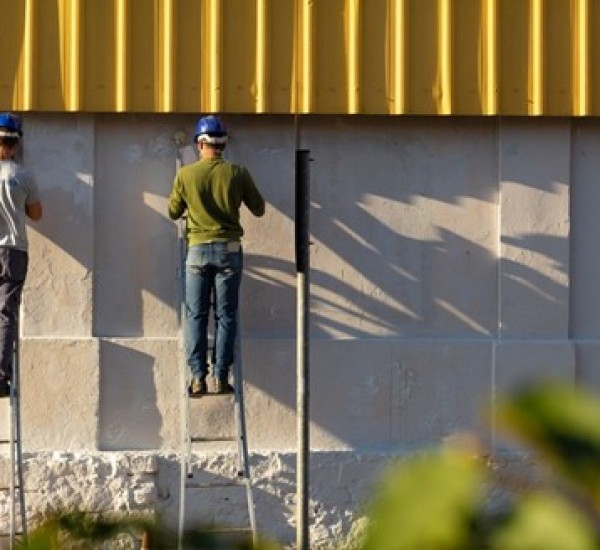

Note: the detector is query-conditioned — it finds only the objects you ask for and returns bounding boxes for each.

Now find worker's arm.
[241,168,265,217]
[168,175,186,220]
[26,201,42,221]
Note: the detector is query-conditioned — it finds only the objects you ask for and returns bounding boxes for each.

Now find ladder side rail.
[232,311,258,545]
[179,216,193,480]
[174,138,189,550]
[9,386,16,548]
[178,361,190,550]
[178,318,190,550]
[14,325,26,540]
[9,316,17,548]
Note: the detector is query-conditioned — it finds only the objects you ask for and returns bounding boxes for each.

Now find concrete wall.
[1,114,597,543]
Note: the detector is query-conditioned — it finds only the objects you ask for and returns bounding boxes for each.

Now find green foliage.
[497,382,600,504]
[361,382,600,550]
[18,511,278,550]
[17,512,149,550]
[363,448,485,550]
[488,492,596,550]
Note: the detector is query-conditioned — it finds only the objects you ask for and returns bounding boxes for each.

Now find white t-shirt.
[0,160,40,251]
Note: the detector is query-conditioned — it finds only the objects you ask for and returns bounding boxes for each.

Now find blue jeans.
[185,241,242,381]
[0,247,27,383]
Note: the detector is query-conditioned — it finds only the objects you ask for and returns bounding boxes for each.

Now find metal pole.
[295,149,310,550]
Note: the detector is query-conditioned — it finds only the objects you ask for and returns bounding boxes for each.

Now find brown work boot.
[189,376,207,397]
[215,379,234,394]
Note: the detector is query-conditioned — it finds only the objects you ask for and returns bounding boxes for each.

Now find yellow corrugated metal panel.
[1,0,600,115]
[545,0,571,114]
[589,0,600,115]
[0,1,26,108]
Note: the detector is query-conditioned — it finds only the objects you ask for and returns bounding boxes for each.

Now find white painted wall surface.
[1,114,595,544]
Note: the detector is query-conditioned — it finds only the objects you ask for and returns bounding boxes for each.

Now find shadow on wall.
[26,115,569,338]
[93,115,197,338]
[25,114,570,449]
[99,340,162,450]
[24,113,198,337]
[239,116,567,340]
[235,116,570,448]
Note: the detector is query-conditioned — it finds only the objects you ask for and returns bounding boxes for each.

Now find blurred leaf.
[20,512,280,550]
[17,524,59,549]
[362,448,484,550]
[497,382,600,502]
[56,511,124,541]
[489,492,597,550]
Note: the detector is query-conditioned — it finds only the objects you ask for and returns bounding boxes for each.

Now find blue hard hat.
[0,113,22,138]
[194,115,228,144]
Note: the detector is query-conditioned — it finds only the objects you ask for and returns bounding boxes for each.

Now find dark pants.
[0,247,28,382]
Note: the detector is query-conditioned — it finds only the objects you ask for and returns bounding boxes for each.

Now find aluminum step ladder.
[178,325,257,548]
[0,321,27,549]
[173,135,257,549]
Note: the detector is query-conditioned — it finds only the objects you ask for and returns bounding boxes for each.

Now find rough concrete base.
[0,450,387,548]
[0,450,543,548]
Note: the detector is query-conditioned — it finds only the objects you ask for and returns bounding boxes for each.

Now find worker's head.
[194,115,227,155]
[0,113,22,159]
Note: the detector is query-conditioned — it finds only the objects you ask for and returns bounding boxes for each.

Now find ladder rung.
[190,436,236,442]
[0,532,25,538]
[204,527,253,535]
[189,393,234,399]
[0,486,22,491]
[185,479,245,489]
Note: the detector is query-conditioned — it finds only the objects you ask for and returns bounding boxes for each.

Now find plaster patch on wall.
[395,360,416,410]
[127,145,145,165]
[126,133,181,166]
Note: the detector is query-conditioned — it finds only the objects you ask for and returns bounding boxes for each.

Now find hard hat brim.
[0,129,21,139]
[196,134,228,145]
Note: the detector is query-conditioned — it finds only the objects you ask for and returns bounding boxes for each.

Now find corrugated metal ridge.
[0,0,598,115]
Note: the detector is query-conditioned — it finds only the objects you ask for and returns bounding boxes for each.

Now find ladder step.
[189,393,234,399]
[185,480,246,489]
[0,532,25,538]
[190,436,236,443]
[204,527,253,535]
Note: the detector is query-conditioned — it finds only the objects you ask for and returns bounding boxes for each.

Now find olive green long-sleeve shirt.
[168,158,265,247]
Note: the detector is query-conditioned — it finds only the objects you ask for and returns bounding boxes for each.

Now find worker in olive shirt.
[168,116,265,396]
